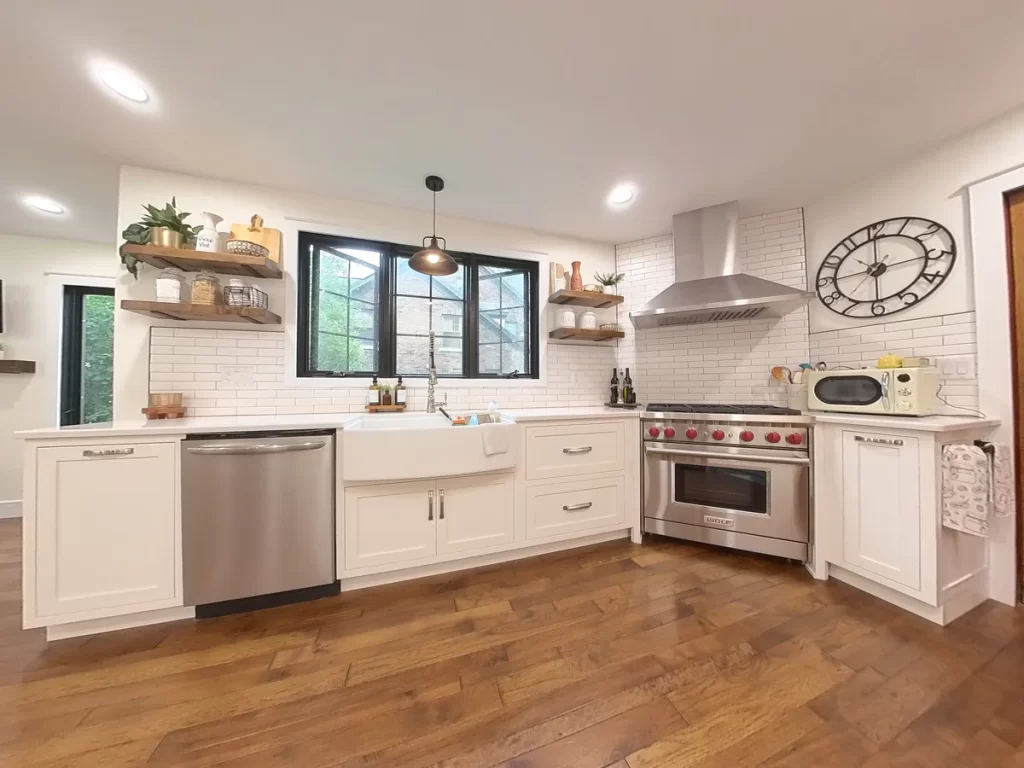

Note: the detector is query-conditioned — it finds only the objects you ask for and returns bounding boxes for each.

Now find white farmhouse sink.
[342,412,519,481]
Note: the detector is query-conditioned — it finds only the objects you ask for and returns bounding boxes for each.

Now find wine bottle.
[622,368,634,404]
[609,367,619,404]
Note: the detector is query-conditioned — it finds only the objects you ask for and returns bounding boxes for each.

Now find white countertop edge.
[809,413,1001,432]
[15,407,641,439]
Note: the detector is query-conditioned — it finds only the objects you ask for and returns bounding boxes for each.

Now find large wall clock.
[815,217,956,318]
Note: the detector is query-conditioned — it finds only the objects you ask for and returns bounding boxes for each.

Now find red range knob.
[685,428,698,439]
[740,430,755,442]
[787,433,804,445]
[712,429,725,441]
[766,432,781,443]
[648,426,660,438]
[663,427,676,438]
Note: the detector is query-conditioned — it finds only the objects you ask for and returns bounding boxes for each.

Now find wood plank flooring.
[2,518,1023,767]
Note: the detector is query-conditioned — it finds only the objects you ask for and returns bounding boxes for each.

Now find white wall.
[117,167,617,418]
[0,235,116,513]
[614,209,808,405]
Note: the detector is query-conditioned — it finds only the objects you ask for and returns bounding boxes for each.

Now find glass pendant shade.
[410,235,458,276]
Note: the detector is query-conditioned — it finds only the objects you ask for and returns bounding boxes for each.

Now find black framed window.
[60,286,114,426]
[297,232,539,379]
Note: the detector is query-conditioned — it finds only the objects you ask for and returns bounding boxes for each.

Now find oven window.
[674,464,767,514]
[814,375,882,406]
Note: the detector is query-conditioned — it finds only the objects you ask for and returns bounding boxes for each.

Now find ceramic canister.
[558,308,577,328]
[579,311,598,329]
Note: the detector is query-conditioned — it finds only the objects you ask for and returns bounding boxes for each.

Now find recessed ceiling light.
[98,66,149,103]
[23,195,65,215]
[608,185,635,206]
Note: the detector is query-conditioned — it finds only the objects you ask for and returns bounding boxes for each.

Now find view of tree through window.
[311,246,380,374]
[81,293,114,423]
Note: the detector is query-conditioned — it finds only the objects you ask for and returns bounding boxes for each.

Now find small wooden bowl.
[149,392,183,407]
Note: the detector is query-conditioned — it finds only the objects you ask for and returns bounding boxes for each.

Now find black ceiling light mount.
[409,175,458,276]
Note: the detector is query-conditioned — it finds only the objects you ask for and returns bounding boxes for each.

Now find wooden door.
[841,431,922,593]
[1006,188,1024,599]
[343,480,437,571]
[435,473,515,555]
[34,442,178,620]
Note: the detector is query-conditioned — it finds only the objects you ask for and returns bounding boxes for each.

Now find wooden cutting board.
[230,214,283,266]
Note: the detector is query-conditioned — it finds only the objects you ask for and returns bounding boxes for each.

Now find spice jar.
[155,268,188,303]
[191,271,223,306]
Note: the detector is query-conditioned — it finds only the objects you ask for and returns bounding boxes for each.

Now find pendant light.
[409,175,458,276]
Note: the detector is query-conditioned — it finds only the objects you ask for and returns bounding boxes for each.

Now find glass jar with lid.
[191,271,223,306]
[155,268,189,303]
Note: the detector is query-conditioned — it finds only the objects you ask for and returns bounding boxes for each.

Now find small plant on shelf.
[594,272,625,293]
[120,197,202,279]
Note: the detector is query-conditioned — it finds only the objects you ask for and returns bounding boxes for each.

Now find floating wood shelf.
[549,328,625,342]
[120,300,282,325]
[0,360,36,374]
[548,289,623,308]
[121,244,282,279]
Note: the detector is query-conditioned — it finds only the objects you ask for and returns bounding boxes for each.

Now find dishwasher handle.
[185,440,327,456]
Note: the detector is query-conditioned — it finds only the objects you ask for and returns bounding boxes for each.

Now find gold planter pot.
[150,227,184,248]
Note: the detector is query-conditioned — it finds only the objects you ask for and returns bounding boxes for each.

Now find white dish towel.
[481,423,514,457]
[989,443,1016,519]
[941,444,991,538]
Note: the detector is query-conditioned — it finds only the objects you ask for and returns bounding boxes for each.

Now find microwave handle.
[880,371,891,411]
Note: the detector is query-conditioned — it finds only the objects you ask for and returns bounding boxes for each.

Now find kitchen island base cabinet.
[24,440,181,629]
[437,474,514,555]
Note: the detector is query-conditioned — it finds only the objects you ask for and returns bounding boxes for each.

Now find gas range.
[642,403,811,450]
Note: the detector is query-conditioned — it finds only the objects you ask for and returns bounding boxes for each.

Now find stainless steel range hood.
[629,202,812,329]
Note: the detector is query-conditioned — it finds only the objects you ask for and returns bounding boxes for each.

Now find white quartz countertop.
[15,407,640,439]
[810,413,1000,432]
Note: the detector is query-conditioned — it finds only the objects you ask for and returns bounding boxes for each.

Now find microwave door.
[812,373,889,411]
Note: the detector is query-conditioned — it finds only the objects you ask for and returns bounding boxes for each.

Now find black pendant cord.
[432,189,437,238]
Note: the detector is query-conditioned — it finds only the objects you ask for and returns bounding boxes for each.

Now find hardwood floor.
[2,518,1023,767]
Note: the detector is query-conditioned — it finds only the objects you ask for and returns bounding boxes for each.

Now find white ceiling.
[2,0,1024,246]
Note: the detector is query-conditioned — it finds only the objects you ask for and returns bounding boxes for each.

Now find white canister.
[155,268,188,303]
[579,311,598,329]
[557,308,577,328]
[194,212,224,253]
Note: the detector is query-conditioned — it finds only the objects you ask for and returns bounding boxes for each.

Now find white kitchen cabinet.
[344,480,438,570]
[525,475,626,540]
[29,441,179,624]
[841,431,921,590]
[437,473,514,555]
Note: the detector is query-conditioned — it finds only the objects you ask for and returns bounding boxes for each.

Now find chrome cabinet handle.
[644,445,810,466]
[82,448,134,457]
[428,490,434,521]
[563,446,593,455]
[880,371,891,411]
[854,435,904,447]
[563,502,593,512]
[439,489,445,520]
[186,441,326,456]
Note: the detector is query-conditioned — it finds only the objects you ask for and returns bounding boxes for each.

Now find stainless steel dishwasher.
[182,430,336,615]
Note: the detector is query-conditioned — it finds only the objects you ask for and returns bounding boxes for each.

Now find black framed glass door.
[60,286,114,426]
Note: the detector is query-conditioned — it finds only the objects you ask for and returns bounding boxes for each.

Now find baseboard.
[829,564,945,624]
[45,606,196,641]
[0,500,22,519]
[340,529,630,592]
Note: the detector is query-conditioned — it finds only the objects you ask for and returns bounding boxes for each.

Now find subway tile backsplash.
[148,328,616,417]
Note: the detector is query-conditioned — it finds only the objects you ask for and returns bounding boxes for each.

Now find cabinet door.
[344,480,437,570]
[841,431,921,590]
[436,473,514,556]
[35,442,178,620]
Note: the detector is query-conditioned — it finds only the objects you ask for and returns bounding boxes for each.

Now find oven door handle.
[644,445,810,466]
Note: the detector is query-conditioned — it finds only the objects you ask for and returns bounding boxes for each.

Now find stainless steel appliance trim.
[854,435,904,447]
[881,371,891,411]
[82,448,135,457]
[185,440,326,456]
[562,446,593,455]
[563,502,594,512]
[439,489,445,520]
[642,411,815,425]
[428,490,434,521]
[644,444,810,466]
[645,518,808,560]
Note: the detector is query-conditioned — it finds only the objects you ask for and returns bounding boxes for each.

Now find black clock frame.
[815,217,956,318]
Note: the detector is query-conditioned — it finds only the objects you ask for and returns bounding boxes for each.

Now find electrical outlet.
[937,355,975,381]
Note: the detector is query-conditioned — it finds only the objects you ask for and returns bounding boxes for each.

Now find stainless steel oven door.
[644,444,809,543]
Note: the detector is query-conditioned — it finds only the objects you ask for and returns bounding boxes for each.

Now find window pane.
[309,244,380,374]
[396,296,433,337]
[502,307,526,342]
[396,256,430,297]
[501,272,526,309]
[396,335,462,376]
[80,293,113,423]
[503,341,526,375]
[479,310,503,344]
[433,264,465,299]
[479,343,502,375]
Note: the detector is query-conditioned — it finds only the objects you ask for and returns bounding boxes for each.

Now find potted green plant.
[119,197,201,278]
[594,271,625,295]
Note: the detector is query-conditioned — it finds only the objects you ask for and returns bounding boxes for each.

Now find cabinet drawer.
[526,476,625,540]
[525,422,625,481]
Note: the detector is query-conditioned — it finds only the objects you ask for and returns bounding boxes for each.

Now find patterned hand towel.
[941,444,990,538]
[989,443,1015,519]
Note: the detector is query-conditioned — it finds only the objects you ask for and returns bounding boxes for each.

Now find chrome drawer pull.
[563,502,593,512]
[428,490,434,521]
[82,448,134,457]
[854,435,903,447]
[439,489,445,520]
[563,446,593,455]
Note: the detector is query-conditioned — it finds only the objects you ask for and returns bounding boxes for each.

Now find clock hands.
[834,254,923,281]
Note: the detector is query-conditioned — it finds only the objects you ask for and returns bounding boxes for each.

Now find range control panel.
[643,421,809,450]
